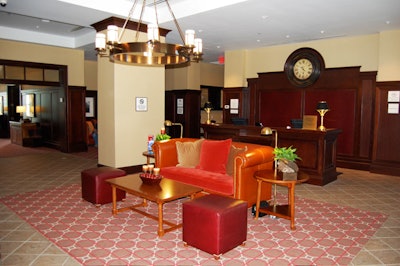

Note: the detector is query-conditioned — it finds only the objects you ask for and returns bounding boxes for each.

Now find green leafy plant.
[273,146,301,163]
[155,133,171,141]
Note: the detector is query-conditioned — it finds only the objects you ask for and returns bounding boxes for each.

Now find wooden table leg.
[111,185,117,215]
[157,202,164,237]
[288,183,296,230]
[255,179,262,219]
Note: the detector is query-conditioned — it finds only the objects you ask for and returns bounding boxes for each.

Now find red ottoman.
[81,167,126,206]
[182,194,247,259]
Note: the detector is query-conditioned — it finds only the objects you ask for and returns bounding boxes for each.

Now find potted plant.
[273,146,301,180]
[155,133,171,141]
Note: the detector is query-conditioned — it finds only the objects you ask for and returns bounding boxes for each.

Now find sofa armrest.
[233,145,274,205]
[236,146,274,168]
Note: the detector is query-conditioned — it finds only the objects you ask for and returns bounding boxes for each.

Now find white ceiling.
[0,0,399,64]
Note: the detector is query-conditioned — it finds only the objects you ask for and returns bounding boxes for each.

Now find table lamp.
[16,105,26,122]
[203,101,213,124]
[316,101,329,131]
[164,120,183,138]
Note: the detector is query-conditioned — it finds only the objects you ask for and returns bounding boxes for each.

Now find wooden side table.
[142,151,155,164]
[254,169,309,230]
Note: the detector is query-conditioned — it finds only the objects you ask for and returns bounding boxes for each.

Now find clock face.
[284,48,325,87]
[293,59,313,80]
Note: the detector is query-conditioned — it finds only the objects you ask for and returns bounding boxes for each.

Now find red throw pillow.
[196,139,232,174]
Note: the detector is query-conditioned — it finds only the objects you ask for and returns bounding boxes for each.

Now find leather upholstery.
[152,138,273,207]
[86,121,95,145]
[183,194,247,257]
[81,167,126,205]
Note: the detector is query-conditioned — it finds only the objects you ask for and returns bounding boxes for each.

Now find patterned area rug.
[0,139,98,160]
[0,184,387,265]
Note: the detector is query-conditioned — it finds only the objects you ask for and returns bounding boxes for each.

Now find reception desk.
[9,121,42,147]
[201,124,342,186]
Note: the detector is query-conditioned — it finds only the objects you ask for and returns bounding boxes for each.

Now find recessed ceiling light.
[257,39,261,43]
[41,19,50,23]
[320,30,325,34]
[386,20,391,24]
[262,15,269,20]
[216,46,221,49]
[286,35,290,38]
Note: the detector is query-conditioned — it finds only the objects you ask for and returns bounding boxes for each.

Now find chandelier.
[94,0,203,66]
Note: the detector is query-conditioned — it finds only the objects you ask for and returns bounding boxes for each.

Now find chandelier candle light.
[94,0,203,66]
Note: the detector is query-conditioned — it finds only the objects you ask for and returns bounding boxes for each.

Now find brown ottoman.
[81,166,126,206]
[182,194,247,259]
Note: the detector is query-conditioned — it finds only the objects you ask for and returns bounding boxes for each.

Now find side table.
[254,169,309,230]
[142,151,155,164]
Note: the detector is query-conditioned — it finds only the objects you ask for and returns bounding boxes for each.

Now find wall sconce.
[164,120,183,138]
[316,101,329,131]
[16,105,26,122]
[203,101,213,124]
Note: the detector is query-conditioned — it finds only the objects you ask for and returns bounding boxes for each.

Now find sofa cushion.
[161,166,233,195]
[196,139,232,174]
[176,139,204,167]
[226,145,248,176]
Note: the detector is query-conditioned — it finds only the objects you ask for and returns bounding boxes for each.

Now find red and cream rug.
[1,184,387,265]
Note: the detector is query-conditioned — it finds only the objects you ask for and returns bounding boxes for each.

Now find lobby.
[0,1,400,264]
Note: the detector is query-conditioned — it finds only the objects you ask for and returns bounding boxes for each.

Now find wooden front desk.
[9,121,42,147]
[201,124,342,185]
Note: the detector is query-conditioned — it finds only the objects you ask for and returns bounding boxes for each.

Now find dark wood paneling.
[165,90,201,138]
[243,67,377,171]
[258,90,302,127]
[304,89,356,155]
[371,82,400,176]
[67,86,86,152]
[222,87,249,124]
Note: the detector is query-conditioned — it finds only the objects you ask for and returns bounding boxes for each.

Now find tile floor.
[1,149,400,265]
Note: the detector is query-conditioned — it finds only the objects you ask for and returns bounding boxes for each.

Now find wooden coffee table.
[106,174,203,237]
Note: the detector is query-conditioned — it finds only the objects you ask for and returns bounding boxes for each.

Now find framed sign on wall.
[136,97,148,112]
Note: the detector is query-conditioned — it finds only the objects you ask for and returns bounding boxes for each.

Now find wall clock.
[284,47,325,87]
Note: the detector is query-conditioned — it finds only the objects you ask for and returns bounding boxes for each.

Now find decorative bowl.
[139,173,162,185]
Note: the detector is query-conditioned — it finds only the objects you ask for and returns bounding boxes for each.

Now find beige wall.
[84,60,98,91]
[97,58,165,168]
[200,62,224,87]
[96,29,166,168]
[165,62,224,90]
[225,30,400,87]
[378,30,400,81]
[0,39,85,86]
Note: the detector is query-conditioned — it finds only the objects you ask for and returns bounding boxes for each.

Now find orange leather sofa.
[152,138,273,207]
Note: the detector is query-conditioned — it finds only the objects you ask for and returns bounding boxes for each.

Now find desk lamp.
[260,127,279,207]
[203,101,213,124]
[316,101,329,131]
[164,120,183,138]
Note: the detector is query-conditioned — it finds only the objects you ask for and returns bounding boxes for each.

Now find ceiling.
[1,0,399,64]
